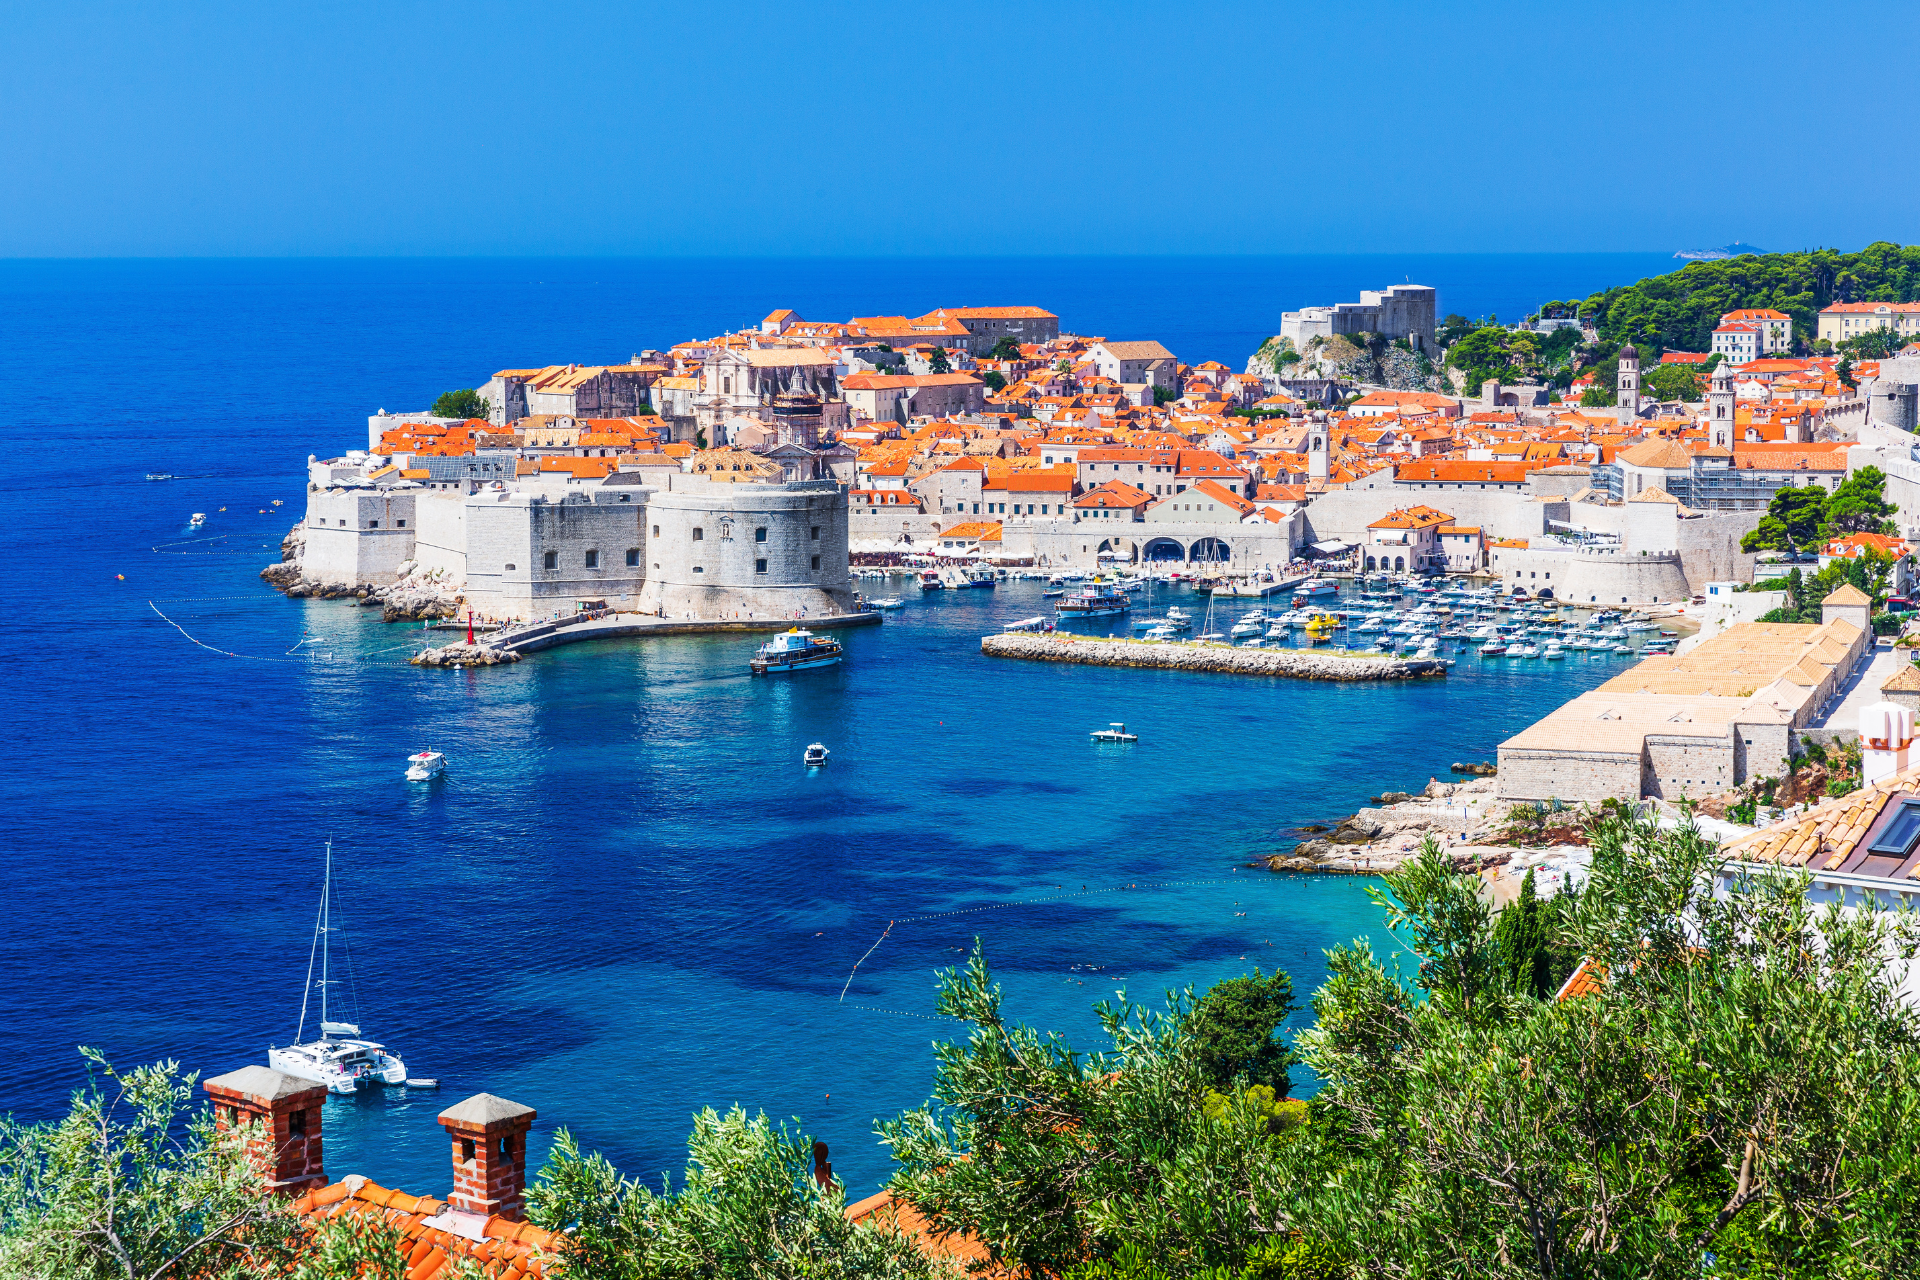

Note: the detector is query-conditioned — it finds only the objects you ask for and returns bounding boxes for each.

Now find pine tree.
[1491,868,1550,998]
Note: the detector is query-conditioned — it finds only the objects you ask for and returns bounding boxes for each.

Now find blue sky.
[4,0,1914,258]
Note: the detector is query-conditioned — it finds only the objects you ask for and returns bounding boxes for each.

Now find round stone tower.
[638,479,852,618]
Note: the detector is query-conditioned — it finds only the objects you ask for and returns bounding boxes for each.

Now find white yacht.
[268,843,407,1095]
[804,743,830,766]
[404,749,445,781]
[188,512,207,529]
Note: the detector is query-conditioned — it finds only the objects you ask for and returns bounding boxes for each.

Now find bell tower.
[1616,343,1641,424]
[1306,411,1329,481]
[1708,358,1734,449]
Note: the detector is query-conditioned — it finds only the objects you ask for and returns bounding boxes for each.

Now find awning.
[1310,540,1353,554]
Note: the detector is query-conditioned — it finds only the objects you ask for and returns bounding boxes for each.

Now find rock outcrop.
[260,529,462,621]
[409,644,519,668]
[981,633,1446,680]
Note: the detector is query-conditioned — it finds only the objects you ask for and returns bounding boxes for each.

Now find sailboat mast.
[319,839,332,1033]
[295,840,327,1044]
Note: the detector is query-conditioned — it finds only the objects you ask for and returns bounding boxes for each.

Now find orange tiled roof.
[294,1178,558,1280]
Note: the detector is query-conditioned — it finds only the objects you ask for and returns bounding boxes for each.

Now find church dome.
[1618,343,1638,360]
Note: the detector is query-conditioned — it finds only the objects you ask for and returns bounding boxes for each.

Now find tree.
[879,946,1289,1279]
[928,348,952,375]
[1767,484,1829,548]
[529,1110,935,1280]
[1821,465,1898,536]
[1740,515,1794,554]
[430,388,492,420]
[1578,387,1614,408]
[1487,868,1561,999]
[1276,822,1920,1276]
[1642,362,1702,403]
[0,1049,405,1280]
[1184,969,1300,1094]
[981,371,1006,393]
[987,337,1023,361]
[1837,355,1857,389]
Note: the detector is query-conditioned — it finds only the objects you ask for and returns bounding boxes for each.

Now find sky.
[4,0,1918,258]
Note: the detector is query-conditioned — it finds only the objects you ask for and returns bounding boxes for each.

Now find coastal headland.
[980,631,1448,679]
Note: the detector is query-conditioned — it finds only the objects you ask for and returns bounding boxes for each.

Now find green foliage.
[1443,324,1579,396]
[980,371,1005,393]
[0,1049,312,1280]
[1823,465,1899,536]
[1282,812,1920,1275]
[1184,970,1300,1093]
[1200,1085,1307,1135]
[1488,869,1555,999]
[1579,241,1920,357]
[528,1110,935,1280]
[986,336,1023,361]
[429,388,492,420]
[1757,552,1897,621]
[1838,354,1857,389]
[1371,837,1501,1021]
[1741,515,1795,555]
[878,945,1288,1278]
[1838,326,1908,359]
[1642,360,1703,402]
[1152,385,1178,406]
[927,348,952,375]
[1578,386,1613,407]
[1740,485,1829,553]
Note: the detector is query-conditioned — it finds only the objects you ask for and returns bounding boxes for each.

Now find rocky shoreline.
[261,521,464,622]
[1257,774,1586,886]
[409,643,520,667]
[981,633,1447,679]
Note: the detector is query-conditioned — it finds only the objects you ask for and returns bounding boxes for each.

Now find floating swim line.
[147,600,306,663]
[837,920,893,1003]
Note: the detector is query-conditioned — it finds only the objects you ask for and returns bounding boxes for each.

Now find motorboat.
[749,628,844,674]
[404,749,445,781]
[1055,586,1130,618]
[804,743,830,766]
[1265,622,1292,639]
[268,842,408,1095]
[1198,631,1228,643]
[1041,589,1065,599]
[1142,626,1179,642]
[1089,722,1138,743]
[146,472,175,481]
[1543,643,1565,659]
[918,570,945,591]
[1479,642,1508,655]
[869,597,904,609]
[188,512,206,528]
[1002,616,1051,632]
[1229,618,1265,638]
[1512,644,1541,657]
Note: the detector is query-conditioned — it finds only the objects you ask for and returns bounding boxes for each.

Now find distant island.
[1674,242,1765,259]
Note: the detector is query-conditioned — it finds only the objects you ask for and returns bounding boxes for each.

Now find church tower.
[1708,358,1734,449]
[1616,344,1641,424]
[1306,410,1329,481]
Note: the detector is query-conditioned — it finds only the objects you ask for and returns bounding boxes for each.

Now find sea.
[1,253,1682,1196]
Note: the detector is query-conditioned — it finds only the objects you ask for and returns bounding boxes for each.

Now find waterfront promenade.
[486,609,882,656]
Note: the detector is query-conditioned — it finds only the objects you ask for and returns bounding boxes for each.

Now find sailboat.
[267,842,408,1094]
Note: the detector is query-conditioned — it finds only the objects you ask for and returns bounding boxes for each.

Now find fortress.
[298,467,853,621]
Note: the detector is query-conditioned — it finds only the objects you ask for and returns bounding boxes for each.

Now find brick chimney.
[203,1066,328,1197]
[439,1093,537,1221]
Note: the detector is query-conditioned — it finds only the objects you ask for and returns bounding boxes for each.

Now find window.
[501,1135,515,1162]
[544,551,557,569]
[368,521,378,528]
[585,550,599,568]
[627,548,639,566]
[1871,800,1920,856]
[811,555,820,570]
[396,519,406,527]
[693,565,704,573]
[289,1109,307,1136]
[755,558,768,573]
[652,524,660,537]
[506,563,516,571]
[461,1138,476,1163]
[692,527,703,541]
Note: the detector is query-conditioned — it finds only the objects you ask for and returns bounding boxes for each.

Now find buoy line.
[147,600,307,663]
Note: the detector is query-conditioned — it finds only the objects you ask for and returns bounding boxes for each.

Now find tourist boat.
[188,512,206,528]
[1089,722,1138,743]
[268,842,408,1095]
[404,749,445,781]
[918,570,944,591]
[749,628,844,674]
[869,597,904,609]
[803,743,830,766]
[1055,586,1130,618]
[1479,642,1508,655]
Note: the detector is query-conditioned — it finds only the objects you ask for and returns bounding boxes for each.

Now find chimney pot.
[438,1094,537,1221]
[202,1066,329,1197]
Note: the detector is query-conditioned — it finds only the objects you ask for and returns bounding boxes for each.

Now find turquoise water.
[0,255,1666,1197]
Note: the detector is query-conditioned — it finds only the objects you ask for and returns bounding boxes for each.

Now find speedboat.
[1512,644,1541,658]
[1229,618,1265,638]
[1479,642,1508,655]
[869,597,904,609]
[750,628,843,674]
[1089,722,1138,743]
[267,842,408,1095]
[404,749,445,781]
[1543,643,1565,660]
[188,512,206,528]
[804,743,830,766]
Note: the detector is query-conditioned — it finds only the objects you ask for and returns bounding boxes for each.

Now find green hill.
[1578,241,1920,355]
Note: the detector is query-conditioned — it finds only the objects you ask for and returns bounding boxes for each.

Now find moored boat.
[1089,722,1138,743]
[750,628,844,674]
[1055,586,1130,618]
[404,749,445,781]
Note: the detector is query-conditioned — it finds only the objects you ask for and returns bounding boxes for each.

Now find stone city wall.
[1495,748,1644,803]
[1488,545,1691,605]
[302,489,416,586]
[637,476,853,618]
[1304,489,1564,547]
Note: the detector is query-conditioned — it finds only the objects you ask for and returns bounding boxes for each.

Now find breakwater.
[980,632,1448,680]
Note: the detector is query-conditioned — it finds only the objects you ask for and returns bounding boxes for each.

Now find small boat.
[750,628,844,674]
[404,1077,440,1089]
[1229,619,1265,638]
[404,749,445,781]
[1479,642,1508,655]
[919,570,945,591]
[1512,644,1541,658]
[1543,643,1565,660]
[188,512,206,528]
[869,597,904,609]
[146,472,176,481]
[1003,616,1050,632]
[1089,722,1138,743]
[804,743,830,766]
[1041,590,1065,599]
[1198,631,1228,642]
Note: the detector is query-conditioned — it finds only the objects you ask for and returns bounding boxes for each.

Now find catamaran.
[268,842,408,1094]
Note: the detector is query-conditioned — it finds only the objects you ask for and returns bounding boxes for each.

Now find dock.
[486,609,881,656]
[981,632,1447,680]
